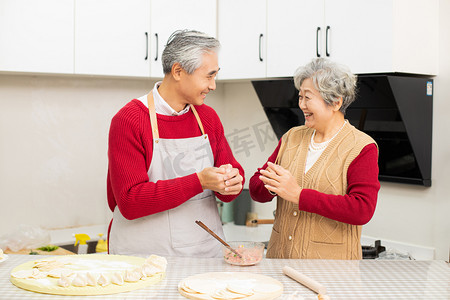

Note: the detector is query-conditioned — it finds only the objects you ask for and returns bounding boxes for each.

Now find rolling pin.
[282,266,328,295]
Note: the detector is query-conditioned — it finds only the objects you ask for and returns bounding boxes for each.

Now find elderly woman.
[249,58,380,260]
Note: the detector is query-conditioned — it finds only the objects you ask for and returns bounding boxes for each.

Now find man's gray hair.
[162,30,220,75]
[293,58,357,114]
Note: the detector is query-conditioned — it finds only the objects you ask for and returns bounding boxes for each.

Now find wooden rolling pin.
[283,266,328,295]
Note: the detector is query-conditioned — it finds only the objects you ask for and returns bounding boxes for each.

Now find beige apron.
[109,92,224,257]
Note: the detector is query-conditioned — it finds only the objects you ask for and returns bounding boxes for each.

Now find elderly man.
[107,30,244,257]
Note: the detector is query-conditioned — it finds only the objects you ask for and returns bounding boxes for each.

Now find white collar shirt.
[138,81,190,116]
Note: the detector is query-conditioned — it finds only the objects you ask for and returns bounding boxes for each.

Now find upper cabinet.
[267,0,324,78]
[0,0,439,78]
[150,0,217,78]
[266,0,439,77]
[74,0,151,77]
[217,0,267,80]
[0,0,74,74]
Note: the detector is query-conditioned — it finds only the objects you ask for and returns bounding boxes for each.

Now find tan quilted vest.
[266,122,376,260]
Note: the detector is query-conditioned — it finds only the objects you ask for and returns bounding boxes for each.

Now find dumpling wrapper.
[211,289,246,299]
[184,278,217,294]
[227,282,254,296]
[253,283,282,294]
[11,270,34,279]
[47,268,74,278]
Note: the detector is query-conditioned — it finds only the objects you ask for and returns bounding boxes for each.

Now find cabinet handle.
[326,26,330,57]
[316,27,321,57]
[259,33,263,62]
[154,33,159,61]
[145,32,148,60]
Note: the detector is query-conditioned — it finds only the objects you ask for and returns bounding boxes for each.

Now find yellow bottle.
[95,233,108,253]
[74,234,90,254]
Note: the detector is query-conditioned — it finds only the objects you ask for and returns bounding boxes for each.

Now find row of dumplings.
[57,267,151,288]
[11,254,168,288]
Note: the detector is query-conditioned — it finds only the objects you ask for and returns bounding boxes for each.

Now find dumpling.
[145,255,167,272]
[124,269,141,282]
[72,273,88,287]
[111,272,124,285]
[86,272,98,286]
[57,274,71,288]
[141,263,160,277]
[98,273,110,287]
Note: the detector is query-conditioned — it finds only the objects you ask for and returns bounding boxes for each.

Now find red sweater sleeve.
[299,143,380,225]
[249,139,282,203]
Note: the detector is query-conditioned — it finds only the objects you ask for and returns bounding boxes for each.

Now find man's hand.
[197,164,243,195]
[259,162,302,204]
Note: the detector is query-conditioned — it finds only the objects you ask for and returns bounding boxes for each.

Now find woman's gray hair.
[162,30,220,75]
[293,58,357,114]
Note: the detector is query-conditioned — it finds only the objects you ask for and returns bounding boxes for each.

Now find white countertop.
[1,254,449,299]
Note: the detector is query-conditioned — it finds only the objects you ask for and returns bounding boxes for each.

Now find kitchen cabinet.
[150,0,217,78]
[217,0,267,80]
[74,0,151,77]
[266,0,439,77]
[267,0,324,78]
[0,0,74,74]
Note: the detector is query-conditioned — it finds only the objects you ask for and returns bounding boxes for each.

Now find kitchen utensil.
[195,220,242,259]
[282,265,327,295]
[223,241,265,266]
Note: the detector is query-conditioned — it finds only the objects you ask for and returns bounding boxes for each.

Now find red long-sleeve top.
[107,99,244,221]
[249,139,379,225]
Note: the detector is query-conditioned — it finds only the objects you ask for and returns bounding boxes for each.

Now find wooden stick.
[195,220,242,259]
[283,266,328,295]
[253,219,274,224]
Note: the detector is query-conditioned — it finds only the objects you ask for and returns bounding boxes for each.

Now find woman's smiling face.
[298,78,336,130]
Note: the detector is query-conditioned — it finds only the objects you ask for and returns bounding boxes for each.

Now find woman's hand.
[259,162,302,204]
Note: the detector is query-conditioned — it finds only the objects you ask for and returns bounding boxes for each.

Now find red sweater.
[107,99,244,220]
[249,139,379,225]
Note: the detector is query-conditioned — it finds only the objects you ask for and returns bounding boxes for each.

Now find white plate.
[0,254,8,263]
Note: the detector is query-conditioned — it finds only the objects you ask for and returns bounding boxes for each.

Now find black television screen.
[252,75,432,187]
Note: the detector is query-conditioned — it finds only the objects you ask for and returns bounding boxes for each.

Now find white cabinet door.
[74,0,150,77]
[324,0,393,74]
[217,0,266,80]
[150,0,217,78]
[267,0,325,78]
[0,0,74,74]
[324,0,438,75]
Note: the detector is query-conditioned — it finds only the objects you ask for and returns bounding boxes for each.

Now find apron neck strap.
[189,104,205,135]
[146,91,206,140]
[147,92,159,140]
